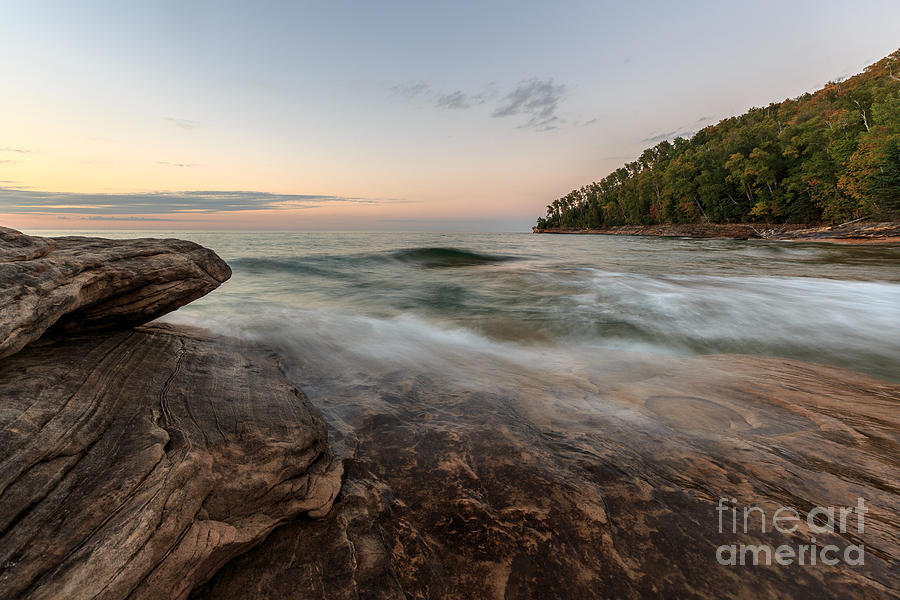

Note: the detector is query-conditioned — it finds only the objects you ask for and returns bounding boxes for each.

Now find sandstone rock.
[195,354,899,599]
[4,227,896,599]
[0,324,342,600]
[0,227,231,360]
[0,228,54,262]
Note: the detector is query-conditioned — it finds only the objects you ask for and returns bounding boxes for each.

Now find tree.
[536,49,900,229]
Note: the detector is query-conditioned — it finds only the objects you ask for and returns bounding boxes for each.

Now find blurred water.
[29,231,900,382]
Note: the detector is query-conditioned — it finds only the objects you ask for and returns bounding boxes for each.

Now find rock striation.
[0,325,342,600]
[0,226,231,359]
[532,221,900,243]
[2,227,898,599]
[194,354,900,600]
[0,228,341,600]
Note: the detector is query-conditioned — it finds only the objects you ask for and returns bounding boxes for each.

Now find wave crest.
[389,247,513,268]
[229,247,514,275]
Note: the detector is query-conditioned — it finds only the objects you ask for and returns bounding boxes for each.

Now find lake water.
[32,231,899,386]
[22,230,899,596]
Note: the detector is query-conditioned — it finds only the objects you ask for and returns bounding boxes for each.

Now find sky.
[1,1,898,231]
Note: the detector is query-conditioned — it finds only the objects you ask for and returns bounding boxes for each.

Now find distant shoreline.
[532,221,900,245]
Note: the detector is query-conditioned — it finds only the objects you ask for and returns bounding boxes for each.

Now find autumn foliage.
[536,50,900,229]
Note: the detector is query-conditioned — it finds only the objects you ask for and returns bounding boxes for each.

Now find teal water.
[29,231,900,383]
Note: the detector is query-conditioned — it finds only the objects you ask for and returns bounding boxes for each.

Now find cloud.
[599,155,638,161]
[491,78,567,131]
[641,128,696,144]
[157,161,197,168]
[435,91,473,109]
[392,81,485,110]
[0,147,29,163]
[641,115,714,144]
[0,187,406,215]
[165,117,201,130]
[59,215,181,222]
[390,82,430,98]
[435,89,491,110]
[641,130,679,143]
[391,78,567,131]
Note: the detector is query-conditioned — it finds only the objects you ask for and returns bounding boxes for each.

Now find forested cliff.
[536,50,900,229]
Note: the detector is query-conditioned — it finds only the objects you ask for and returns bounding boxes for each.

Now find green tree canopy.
[536,50,900,230]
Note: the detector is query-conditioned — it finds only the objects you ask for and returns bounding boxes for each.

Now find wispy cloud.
[392,78,567,131]
[599,155,638,161]
[641,116,715,144]
[0,187,408,215]
[58,215,181,222]
[435,91,474,110]
[390,82,430,98]
[491,78,567,131]
[157,161,197,168]
[0,146,32,153]
[164,117,201,130]
[641,128,698,143]
[641,130,680,143]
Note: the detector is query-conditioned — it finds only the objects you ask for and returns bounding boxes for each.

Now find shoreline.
[532,221,900,245]
[3,227,899,599]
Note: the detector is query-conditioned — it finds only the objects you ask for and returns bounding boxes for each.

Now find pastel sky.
[1,1,898,231]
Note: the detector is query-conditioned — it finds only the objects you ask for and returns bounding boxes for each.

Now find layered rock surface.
[194,354,900,599]
[532,221,900,243]
[0,324,342,600]
[2,228,898,599]
[0,226,231,359]
[0,229,341,600]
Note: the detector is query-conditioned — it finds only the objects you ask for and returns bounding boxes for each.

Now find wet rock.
[194,355,899,599]
[0,226,231,359]
[0,323,342,600]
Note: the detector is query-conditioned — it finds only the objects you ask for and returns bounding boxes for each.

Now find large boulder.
[0,323,342,600]
[0,227,231,359]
